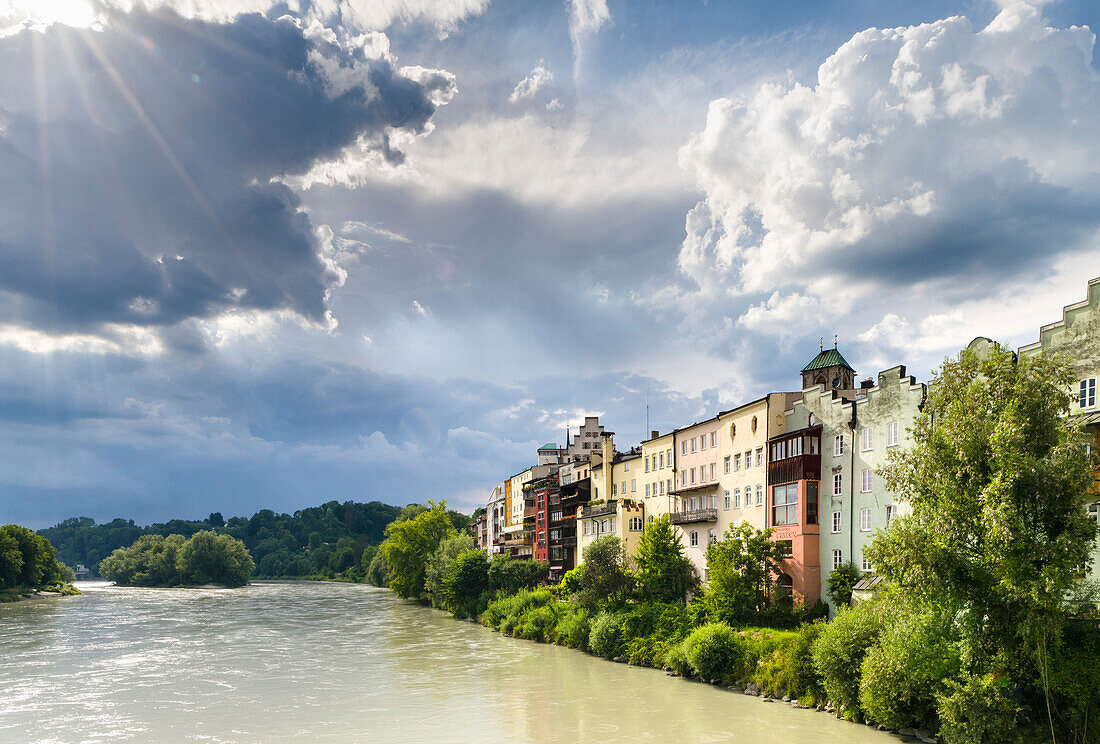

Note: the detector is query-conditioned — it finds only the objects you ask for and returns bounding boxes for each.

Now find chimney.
[651,430,659,439]
[860,377,874,390]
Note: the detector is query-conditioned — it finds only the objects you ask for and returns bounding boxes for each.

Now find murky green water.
[0,581,901,743]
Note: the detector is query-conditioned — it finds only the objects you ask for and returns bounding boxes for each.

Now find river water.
[1,581,901,743]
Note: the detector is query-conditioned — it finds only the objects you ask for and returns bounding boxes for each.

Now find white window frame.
[832,549,842,570]
[724,491,731,510]
[859,507,872,531]
[886,421,899,447]
[700,435,707,451]
[832,511,842,533]
[755,448,763,467]
[691,437,698,453]
[735,454,741,471]
[886,504,897,527]
[861,469,873,493]
[690,530,699,547]
[862,554,872,572]
[708,529,717,545]
[1082,378,1097,408]
[631,479,637,493]
[724,456,731,474]
[861,426,873,451]
[834,435,844,457]
[755,485,763,506]
[710,463,716,480]
[682,441,687,455]
[645,483,651,498]
[834,473,843,496]
[711,432,718,448]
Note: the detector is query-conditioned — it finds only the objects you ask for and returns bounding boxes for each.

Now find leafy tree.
[379,501,457,600]
[0,529,24,589]
[177,531,254,587]
[826,561,862,610]
[703,522,787,624]
[572,536,632,609]
[424,534,475,608]
[633,515,697,603]
[1,525,63,589]
[442,549,491,618]
[487,554,548,594]
[206,512,225,528]
[867,343,1097,738]
[101,531,253,587]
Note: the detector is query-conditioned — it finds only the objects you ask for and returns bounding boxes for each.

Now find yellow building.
[641,430,675,523]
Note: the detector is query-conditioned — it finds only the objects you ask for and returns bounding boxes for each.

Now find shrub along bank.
[0,524,80,602]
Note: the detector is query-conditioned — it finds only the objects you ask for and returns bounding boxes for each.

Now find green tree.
[0,528,24,588]
[703,522,787,624]
[487,554,548,594]
[867,343,1097,738]
[1,525,63,589]
[826,561,862,610]
[379,501,457,600]
[572,535,631,609]
[442,549,491,618]
[633,515,697,603]
[424,534,475,608]
[206,512,225,528]
[178,530,255,587]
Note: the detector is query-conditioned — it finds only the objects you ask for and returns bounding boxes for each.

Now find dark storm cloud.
[0,9,451,330]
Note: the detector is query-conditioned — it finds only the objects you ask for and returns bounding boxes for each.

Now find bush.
[682,623,745,683]
[935,673,1022,744]
[482,588,554,630]
[589,611,625,659]
[812,600,885,717]
[826,561,861,610]
[553,606,592,650]
[755,621,825,701]
[516,603,560,642]
[1047,620,1100,742]
[859,608,961,730]
[664,641,693,676]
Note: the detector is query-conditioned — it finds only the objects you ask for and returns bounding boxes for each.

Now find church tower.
[801,340,855,392]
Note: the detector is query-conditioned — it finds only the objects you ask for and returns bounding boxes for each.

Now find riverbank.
[0,583,81,603]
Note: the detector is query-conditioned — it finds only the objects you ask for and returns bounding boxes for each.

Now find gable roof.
[801,348,854,373]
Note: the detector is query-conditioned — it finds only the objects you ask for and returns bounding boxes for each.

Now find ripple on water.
[2,582,901,744]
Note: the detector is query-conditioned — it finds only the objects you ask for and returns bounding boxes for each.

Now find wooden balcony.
[581,501,618,519]
[768,454,821,486]
[670,508,718,525]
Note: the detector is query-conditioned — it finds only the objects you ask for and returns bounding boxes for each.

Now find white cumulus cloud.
[509,63,553,102]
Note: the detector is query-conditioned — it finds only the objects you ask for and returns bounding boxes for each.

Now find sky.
[1,0,1098,528]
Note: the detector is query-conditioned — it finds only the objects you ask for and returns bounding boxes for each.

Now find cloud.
[509,63,553,102]
[0,9,453,345]
[677,3,1100,307]
[568,0,609,76]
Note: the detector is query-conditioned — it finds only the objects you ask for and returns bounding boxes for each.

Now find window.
[744,450,751,468]
[724,456,731,474]
[861,469,873,492]
[624,462,629,471]
[775,540,793,557]
[834,473,843,496]
[734,488,741,508]
[834,435,844,456]
[667,478,672,493]
[645,483,651,498]
[832,549,843,570]
[700,434,707,451]
[1082,379,1097,408]
[612,482,617,496]
[621,481,626,495]
[756,484,763,506]
[645,458,650,472]
[710,463,716,480]
[735,454,742,471]
[689,497,697,510]
[832,511,842,533]
[681,471,687,487]
[690,468,697,485]
[660,480,665,495]
[691,437,698,453]
[724,491,731,510]
[862,554,872,572]
[772,483,799,525]
[582,521,588,535]
[887,421,899,447]
[711,432,718,448]
[756,448,763,467]
[659,452,665,469]
[631,479,637,492]
[860,507,872,531]
[690,530,699,547]
[861,426,873,451]
[708,529,717,545]
[886,504,898,527]
[630,517,643,531]
[648,515,654,524]
[682,441,687,455]
[807,481,818,525]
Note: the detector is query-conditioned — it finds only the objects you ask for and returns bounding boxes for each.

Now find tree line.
[38,500,418,580]
[99,531,255,588]
[370,345,1099,744]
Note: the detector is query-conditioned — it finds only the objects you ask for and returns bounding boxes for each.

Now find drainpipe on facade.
[849,399,857,565]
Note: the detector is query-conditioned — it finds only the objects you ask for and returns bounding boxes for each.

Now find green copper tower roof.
[801,348,854,373]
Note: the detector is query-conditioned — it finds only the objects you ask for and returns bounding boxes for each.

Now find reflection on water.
[0,581,900,743]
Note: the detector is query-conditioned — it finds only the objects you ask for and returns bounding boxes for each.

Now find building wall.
[716,395,794,537]
[786,366,926,610]
[672,419,722,577]
[640,432,675,522]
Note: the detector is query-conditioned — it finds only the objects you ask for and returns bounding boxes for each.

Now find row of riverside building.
[472,278,1100,612]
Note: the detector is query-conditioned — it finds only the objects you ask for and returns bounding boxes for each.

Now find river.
[1,581,901,743]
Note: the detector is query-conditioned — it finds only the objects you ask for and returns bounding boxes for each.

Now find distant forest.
[37,500,454,579]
